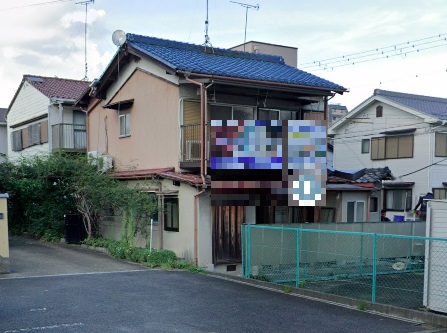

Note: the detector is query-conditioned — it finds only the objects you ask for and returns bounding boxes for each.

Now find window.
[369,197,378,212]
[384,189,412,210]
[320,207,336,222]
[258,108,279,120]
[40,120,48,143]
[361,139,370,154]
[164,197,179,232]
[346,201,365,222]
[376,105,383,118]
[233,106,254,120]
[435,132,447,157]
[119,112,130,137]
[27,123,40,146]
[371,135,413,160]
[433,188,447,200]
[11,130,22,151]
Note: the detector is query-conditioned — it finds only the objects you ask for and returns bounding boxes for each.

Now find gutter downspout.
[185,77,207,188]
[194,189,206,266]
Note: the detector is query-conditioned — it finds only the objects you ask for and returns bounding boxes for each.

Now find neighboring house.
[6,75,90,160]
[230,41,298,67]
[85,32,346,272]
[329,89,447,220]
[326,167,394,222]
[328,104,348,126]
[0,108,7,162]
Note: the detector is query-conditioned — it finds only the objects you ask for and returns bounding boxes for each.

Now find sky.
[0,0,446,110]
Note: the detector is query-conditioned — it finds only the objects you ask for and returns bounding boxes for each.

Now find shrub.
[145,249,177,268]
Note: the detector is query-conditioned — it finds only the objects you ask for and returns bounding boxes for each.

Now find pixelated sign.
[210,120,326,206]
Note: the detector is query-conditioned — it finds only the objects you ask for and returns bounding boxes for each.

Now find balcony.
[180,123,210,169]
[52,123,86,152]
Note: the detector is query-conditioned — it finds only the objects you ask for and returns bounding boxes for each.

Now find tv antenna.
[230,1,259,51]
[203,0,213,49]
[77,0,94,81]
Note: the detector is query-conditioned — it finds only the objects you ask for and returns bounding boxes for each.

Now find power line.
[0,0,77,11]
[301,33,447,71]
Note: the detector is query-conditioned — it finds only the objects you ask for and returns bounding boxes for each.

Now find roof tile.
[24,75,90,101]
[126,34,346,92]
[374,89,447,120]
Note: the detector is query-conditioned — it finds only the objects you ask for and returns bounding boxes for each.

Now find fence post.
[246,224,251,278]
[241,224,245,277]
[295,229,300,288]
[372,233,377,303]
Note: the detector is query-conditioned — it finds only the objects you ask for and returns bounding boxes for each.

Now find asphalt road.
[0,237,444,333]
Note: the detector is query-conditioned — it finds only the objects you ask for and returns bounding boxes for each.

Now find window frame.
[376,105,383,118]
[119,111,131,137]
[384,189,412,211]
[11,130,23,151]
[433,188,447,200]
[27,123,41,146]
[346,200,365,223]
[361,139,370,154]
[371,135,414,160]
[163,196,179,232]
[369,197,378,212]
[435,132,447,157]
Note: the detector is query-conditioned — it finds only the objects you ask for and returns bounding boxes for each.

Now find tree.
[0,154,158,240]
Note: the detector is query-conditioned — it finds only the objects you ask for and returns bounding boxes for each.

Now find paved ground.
[1,237,445,333]
[3,236,143,278]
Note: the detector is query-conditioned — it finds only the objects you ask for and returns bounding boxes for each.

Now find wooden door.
[212,206,244,264]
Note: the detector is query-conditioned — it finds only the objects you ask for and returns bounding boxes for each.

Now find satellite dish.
[112,30,126,46]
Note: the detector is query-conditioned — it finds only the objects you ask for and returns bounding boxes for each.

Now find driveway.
[0,237,444,333]
[3,236,143,278]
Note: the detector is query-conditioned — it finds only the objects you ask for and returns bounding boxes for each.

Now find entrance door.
[212,206,245,264]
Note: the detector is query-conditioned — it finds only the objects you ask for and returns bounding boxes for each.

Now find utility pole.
[230,1,259,51]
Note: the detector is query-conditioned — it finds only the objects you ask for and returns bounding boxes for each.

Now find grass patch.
[83,237,204,272]
[357,300,367,311]
[282,285,293,294]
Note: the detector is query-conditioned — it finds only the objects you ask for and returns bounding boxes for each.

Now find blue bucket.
[393,215,404,222]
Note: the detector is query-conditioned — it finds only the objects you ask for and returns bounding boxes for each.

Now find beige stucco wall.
[231,41,298,67]
[0,194,10,273]
[98,178,214,267]
[88,69,180,171]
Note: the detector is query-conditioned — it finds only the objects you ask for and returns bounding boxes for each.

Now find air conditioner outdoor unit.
[99,155,113,172]
[186,140,201,161]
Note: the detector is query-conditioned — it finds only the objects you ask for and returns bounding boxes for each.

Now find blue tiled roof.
[375,89,447,120]
[126,34,346,92]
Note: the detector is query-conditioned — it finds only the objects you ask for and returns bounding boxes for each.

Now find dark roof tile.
[126,34,346,92]
[24,75,90,101]
[374,89,447,120]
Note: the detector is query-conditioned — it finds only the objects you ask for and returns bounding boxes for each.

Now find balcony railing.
[52,123,86,151]
[180,123,210,163]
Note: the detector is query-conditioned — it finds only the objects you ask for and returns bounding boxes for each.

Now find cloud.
[60,8,106,28]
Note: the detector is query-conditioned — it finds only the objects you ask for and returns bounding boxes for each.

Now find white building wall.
[332,100,441,211]
[0,125,7,162]
[7,83,49,160]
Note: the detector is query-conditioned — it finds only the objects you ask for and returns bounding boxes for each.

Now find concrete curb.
[206,272,447,328]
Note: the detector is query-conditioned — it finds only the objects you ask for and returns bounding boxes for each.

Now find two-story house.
[6,75,90,160]
[329,89,447,222]
[85,32,346,272]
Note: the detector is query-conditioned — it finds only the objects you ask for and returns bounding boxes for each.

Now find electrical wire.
[398,157,447,178]
[0,0,77,11]
[300,33,447,71]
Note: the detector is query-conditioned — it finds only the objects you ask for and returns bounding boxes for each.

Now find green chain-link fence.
[242,224,447,310]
